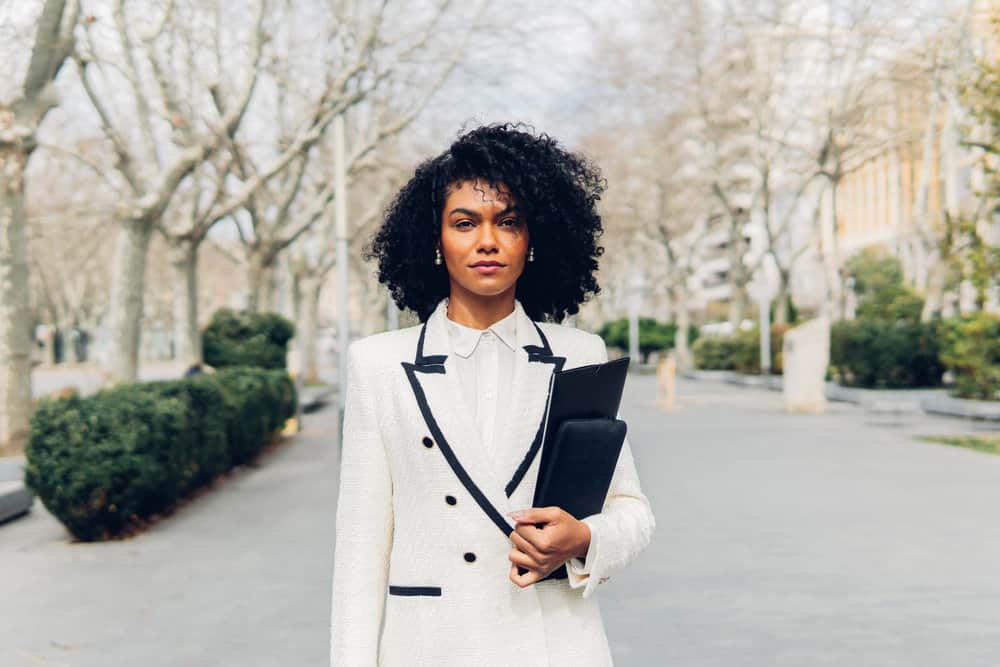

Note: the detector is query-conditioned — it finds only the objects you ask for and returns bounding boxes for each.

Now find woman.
[330,124,655,667]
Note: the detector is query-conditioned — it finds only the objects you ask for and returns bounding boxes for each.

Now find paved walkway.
[2,376,1000,665]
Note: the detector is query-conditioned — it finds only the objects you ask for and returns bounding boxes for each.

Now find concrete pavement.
[2,375,1000,666]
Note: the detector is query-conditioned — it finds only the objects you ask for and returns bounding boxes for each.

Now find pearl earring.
[434,247,442,265]
[527,246,535,263]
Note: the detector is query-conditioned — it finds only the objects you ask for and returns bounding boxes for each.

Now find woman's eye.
[500,217,520,227]
[455,220,474,229]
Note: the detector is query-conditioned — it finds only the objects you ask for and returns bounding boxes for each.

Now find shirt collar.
[445,305,518,358]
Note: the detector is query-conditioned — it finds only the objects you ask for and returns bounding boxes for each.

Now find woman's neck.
[445,288,516,329]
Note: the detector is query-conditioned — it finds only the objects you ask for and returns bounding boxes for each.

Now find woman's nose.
[476,223,499,251]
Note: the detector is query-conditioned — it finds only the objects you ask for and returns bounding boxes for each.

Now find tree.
[960,12,1000,312]
[73,0,266,381]
[0,0,78,453]
[844,248,924,322]
[222,1,473,315]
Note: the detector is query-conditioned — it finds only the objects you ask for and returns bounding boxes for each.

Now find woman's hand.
[506,507,591,588]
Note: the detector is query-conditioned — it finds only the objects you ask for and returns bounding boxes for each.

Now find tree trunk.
[915,94,940,318]
[107,220,154,382]
[773,267,792,326]
[922,257,948,322]
[299,275,323,383]
[260,264,278,313]
[169,238,201,367]
[245,252,270,313]
[0,148,34,454]
[728,285,747,330]
[773,288,789,326]
[672,287,693,371]
[819,176,845,320]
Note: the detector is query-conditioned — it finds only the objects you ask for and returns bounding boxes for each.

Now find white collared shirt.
[445,305,517,467]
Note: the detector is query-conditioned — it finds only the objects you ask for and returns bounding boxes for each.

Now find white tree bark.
[297,275,322,383]
[917,94,944,322]
[0,150,33,454]
[245,250,277,313]
[106,221,154,382]
[0,0,77,453]
[168,238,200,366]
[670,286,693,371]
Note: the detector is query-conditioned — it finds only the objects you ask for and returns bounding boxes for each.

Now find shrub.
[938,313,1000,400]
[830,319,944,388]
[24,369,296,541]
[692,336,740,370]
[692,324,789,374]
[214,367,297,465]
[845,248,924,323]
[202,309,295,370]
[598,317,699,362]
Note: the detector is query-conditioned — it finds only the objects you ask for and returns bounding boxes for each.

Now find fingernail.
[508,510,524,520]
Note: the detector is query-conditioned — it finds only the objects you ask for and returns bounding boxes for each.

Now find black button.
[445,495,456,505]
[463,552,476,563]
[422,437,434,448]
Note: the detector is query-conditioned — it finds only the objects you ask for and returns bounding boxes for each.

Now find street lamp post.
[334,115,349,420]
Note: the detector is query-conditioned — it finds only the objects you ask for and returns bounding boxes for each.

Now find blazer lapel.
[401,300,514,539]
[499,306,566,510]
[400,299,568,538]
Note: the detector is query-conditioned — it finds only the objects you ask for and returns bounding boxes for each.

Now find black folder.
[520,357,629,581]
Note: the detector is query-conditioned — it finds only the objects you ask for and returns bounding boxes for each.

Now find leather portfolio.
[519,357,630,581]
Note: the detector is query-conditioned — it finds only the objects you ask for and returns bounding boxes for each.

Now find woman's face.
[439,179,529,301]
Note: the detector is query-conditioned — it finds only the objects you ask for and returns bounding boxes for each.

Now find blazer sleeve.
[565,335,656,599]
[330,343,394,666]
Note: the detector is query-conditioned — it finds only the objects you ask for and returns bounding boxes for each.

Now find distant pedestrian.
[330,124,655,666]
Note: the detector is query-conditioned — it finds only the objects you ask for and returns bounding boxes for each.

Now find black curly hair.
[365,123,606,323]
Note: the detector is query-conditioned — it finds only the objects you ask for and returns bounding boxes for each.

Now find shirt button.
[422,437,434,448]
[445,495,457,505]
[463,552,476,563]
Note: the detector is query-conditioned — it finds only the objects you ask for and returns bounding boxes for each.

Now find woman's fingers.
[513,522,556,554]
[509,561,543,588]
[509,529,547,564]
[508,546,542,570]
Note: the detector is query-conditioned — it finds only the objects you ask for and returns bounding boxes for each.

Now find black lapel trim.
[403,343,513,539]
[414,321,447,370]
[504,321,567,498]
[389,585,442,597]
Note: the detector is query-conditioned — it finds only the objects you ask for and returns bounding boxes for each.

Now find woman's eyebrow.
[448,207,482,218]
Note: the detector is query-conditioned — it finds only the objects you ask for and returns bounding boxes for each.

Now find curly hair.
[364,123,606,323]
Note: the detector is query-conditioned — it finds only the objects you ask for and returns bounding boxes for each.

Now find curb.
[0,457,33,525]
[682,371,999,422]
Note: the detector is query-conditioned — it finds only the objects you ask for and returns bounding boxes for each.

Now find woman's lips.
[471,264,503,275]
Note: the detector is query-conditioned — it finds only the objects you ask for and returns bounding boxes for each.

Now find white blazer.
[330,298,655,667]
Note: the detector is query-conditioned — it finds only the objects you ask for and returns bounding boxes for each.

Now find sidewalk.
[0,402,343,667]
[4,375,1000,665]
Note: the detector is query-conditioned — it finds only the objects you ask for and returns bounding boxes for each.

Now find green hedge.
[692,335,741,371]
[598,317,699,362]
[692,325,789,374]
[203,309,295,370]
[24,368,296,541]
[830,320,943,389]
[938,313,1000,400]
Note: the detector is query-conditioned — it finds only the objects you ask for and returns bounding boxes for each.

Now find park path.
[2,375,1000,666]
[612,375,1000,667]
